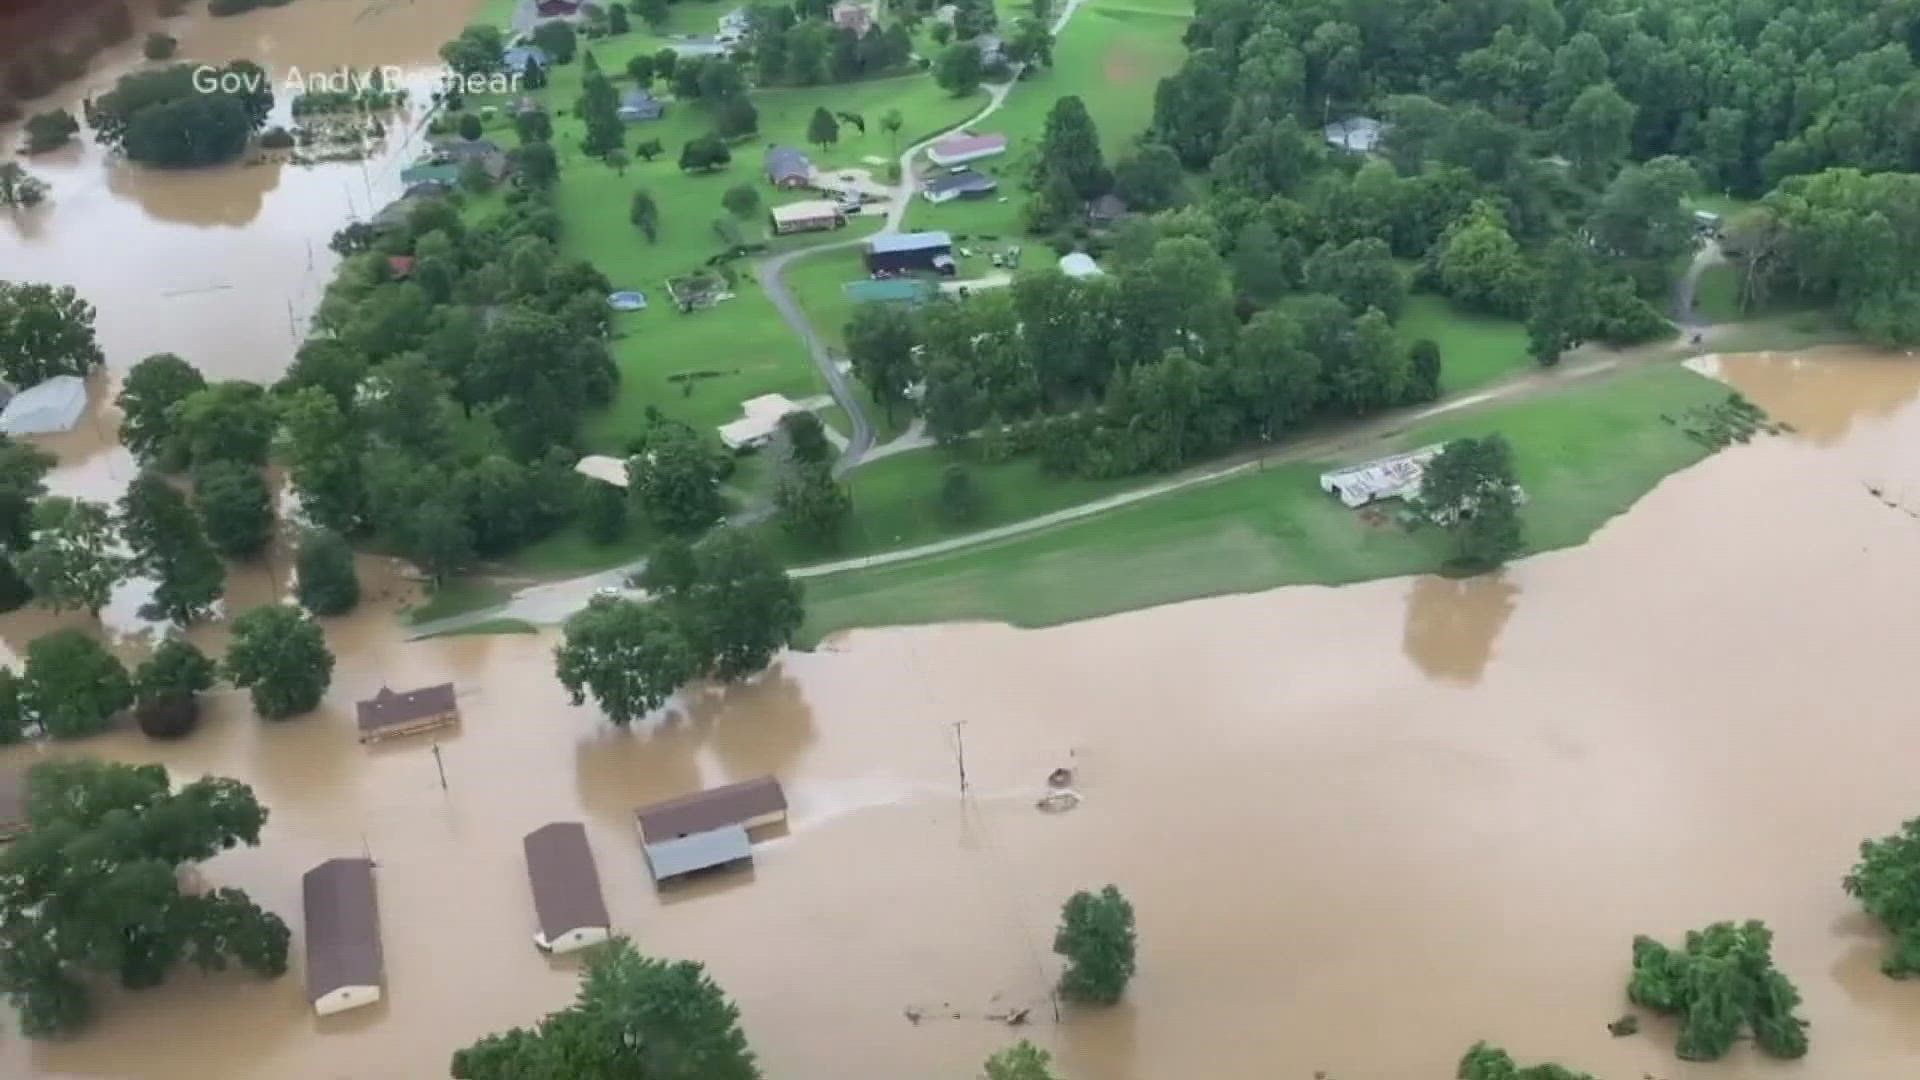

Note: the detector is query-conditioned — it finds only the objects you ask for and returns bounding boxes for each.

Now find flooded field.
[0,347,1918,1078]
[1,0,481,503]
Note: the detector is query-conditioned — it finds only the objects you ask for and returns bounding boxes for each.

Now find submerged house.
[635,776,788,883]
[0,375,86,436]
[523,822,612,954]
[355,683,458,743]
[303,858,384,1016]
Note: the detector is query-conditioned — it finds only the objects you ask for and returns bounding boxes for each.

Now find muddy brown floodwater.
[1,0,482,503]
[0,346,1915,1079]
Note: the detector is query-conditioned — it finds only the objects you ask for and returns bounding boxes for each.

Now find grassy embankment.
[793,364,1743,642]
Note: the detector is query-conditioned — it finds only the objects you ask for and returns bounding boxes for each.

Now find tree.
[579,71,624,158]
[714,94,759,138]
[938,463,980,524]
[0,161,49,208]
[90,63,270,166]
[0,435,52,553]
[1111,143,1182,211]
[279,387,364,533]
[20,630,130,740]
[1053,885,1136,1005]
[19,500,125,618]
[1457,1043,1597,1080]
[880,107,904,153]
[1844,816,1920,978]
[516,140,558,187]
[1560,82,1634,186]
[1230,220,1294,302]
[1231,308,1320,436]
[776,461,850,546]
[1007,17,1053,67]
[191,461,273,560]
[132,638,216,739]
[169,380,275,468]
[607,4,630,33]
[0,668,21,745]
[294,529,359,616]
[779,411,830,465]
[0,761,288,1037]
[679,133,731,172]
[1433,200,1531,317]
[935,43,983,97]
[450,939,758,1079]
[582,480,629,543]
[628,423,724,532]
[1035,95,1107,199]
[640,528,803,681]
[1628,921,1809,1061]
[531,20,578,64]
[224,605,334,720]
[0,282,104,387]
[555,597,697,725]
[440,24,505,77]
[722,183,761,220]
[634,137,664,162]
[844,303,921,422]
[458,112,484,141]
[1526,239,1589,365]
[514,107,552,144]
[1407,339,1442,402]
[24,109,78,153]
[1417,436,1523,568]
[116,352,206,468]
[807,106,839,149]
[1304,237,1406,320]
[604,148,630,176]
[634,0,669,29]
[119,472,224,625]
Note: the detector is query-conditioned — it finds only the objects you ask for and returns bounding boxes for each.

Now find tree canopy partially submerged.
[1457,1042,1595,1080]
[1626,920,1809,1061]
[1843,814,1920,978]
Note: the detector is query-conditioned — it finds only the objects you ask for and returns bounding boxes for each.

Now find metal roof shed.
[643,824,753,882]
[868,230,952,255]
[0,375,85,436]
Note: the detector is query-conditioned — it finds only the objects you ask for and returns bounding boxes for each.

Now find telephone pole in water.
[951,720,968,793]
[431,742,448,791]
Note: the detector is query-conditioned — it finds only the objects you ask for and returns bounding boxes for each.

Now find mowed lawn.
[794,364,1734,642]
[904,0,1193,239]
[1396,294,1532,394]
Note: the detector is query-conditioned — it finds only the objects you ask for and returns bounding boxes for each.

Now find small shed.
[573,454,630,487]
[769,199,846,235]
[927,132,1007,167]
[1058,252,1102,278]
[0,375,85,436]
[1323,116,1386,153]
[643,824,753,883]
[355,683,458,743]
[864,230,954,275]
[0,767,25,843]
[303,858,384,1016]
[618,88,664,123]
[635,775,788,843]
[765,145,813,188]
[1318,445,1441,508]
[717,394,805,451]
[922,170,997,204]
[524,822,612,953]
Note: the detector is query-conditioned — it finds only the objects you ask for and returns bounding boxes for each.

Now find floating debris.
[1608,1013,1640,1037]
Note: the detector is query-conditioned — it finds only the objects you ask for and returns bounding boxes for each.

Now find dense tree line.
[748,5,915,86]
[87,62,274,167]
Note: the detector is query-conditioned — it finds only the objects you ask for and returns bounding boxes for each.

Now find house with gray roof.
[764,145,813,188]
[643,824,754,883]
[619,88,664,122]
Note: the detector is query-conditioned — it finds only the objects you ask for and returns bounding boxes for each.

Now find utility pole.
[951,720,968,793]
[431,742,448,791]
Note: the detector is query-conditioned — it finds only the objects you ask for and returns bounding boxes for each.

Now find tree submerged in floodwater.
[1457,1041,1596,1080]
[1626,920,1809,1061]
[1843,814,1920,977]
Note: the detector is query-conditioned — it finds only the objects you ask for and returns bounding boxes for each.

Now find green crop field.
[795,364,1736,642]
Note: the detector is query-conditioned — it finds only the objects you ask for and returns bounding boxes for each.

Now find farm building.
[355,683,458,743]
[1058,252,1102,278]
[618,88,664,122]
[523,822,612,954]
[1318,445,1442,508]
[303,858,384,1016]
[864,230,955,275]
[770,199,847,234]
[1323,116,1387,153]
[765,145,813,188]
[844,277,936,305]
[718,394,805,450]
[922,170,997,203]
[0,767,24,843]
[643,824,753,883]
[0,376,85,436]
[927,131,1007,167]
[636,775,789,843]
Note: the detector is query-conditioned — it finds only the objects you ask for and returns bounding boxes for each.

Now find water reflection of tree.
[1059,999,1140,1080]
[1401,573,1520,684]
[105,157,282,228]
[681,662,817,779]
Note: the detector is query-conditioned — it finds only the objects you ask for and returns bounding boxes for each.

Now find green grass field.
[1694,263,1743,322]
[794,363,1735,642]
[903,0,1194,239]
[1396,294,1532,394]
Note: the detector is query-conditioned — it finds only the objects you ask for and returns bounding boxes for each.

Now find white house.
[717,393,805,450]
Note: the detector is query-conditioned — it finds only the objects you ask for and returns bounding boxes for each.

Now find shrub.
[143,33,178,61]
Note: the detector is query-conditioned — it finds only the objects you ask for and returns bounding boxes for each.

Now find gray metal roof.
[524,822,610,939]
[765,146,811,180]
[925,171,996,196]
[644,824,751,881]
[303,858,383,1000]
[868,230,952,255]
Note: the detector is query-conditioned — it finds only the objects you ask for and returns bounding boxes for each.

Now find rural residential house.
[303,858,384,1016]
[523,822,612,954]
[864,230,956,275]
[644,825,753,883]
[765,145,813,188]
[355,683,458,743]
[770,198,847,234]
[717,394,805,450]
[618,88,664,122]
[634,776,789,885]
[502,47,548,74]
[435,138,513,181]
[922,169,997,203]
[1086,192,1130,225]
[927,131,1006,167]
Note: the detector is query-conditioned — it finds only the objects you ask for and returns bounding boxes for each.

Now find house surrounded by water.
[523,822,612,953]
[303,858,384,1016]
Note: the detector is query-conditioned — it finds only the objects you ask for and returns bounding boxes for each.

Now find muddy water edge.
[0,348,1912,1078]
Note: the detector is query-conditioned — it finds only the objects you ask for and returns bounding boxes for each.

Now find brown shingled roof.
[523,822,611,940]
[302,858,383,1001]
[355,683,457,737]
[635,776,787,843]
